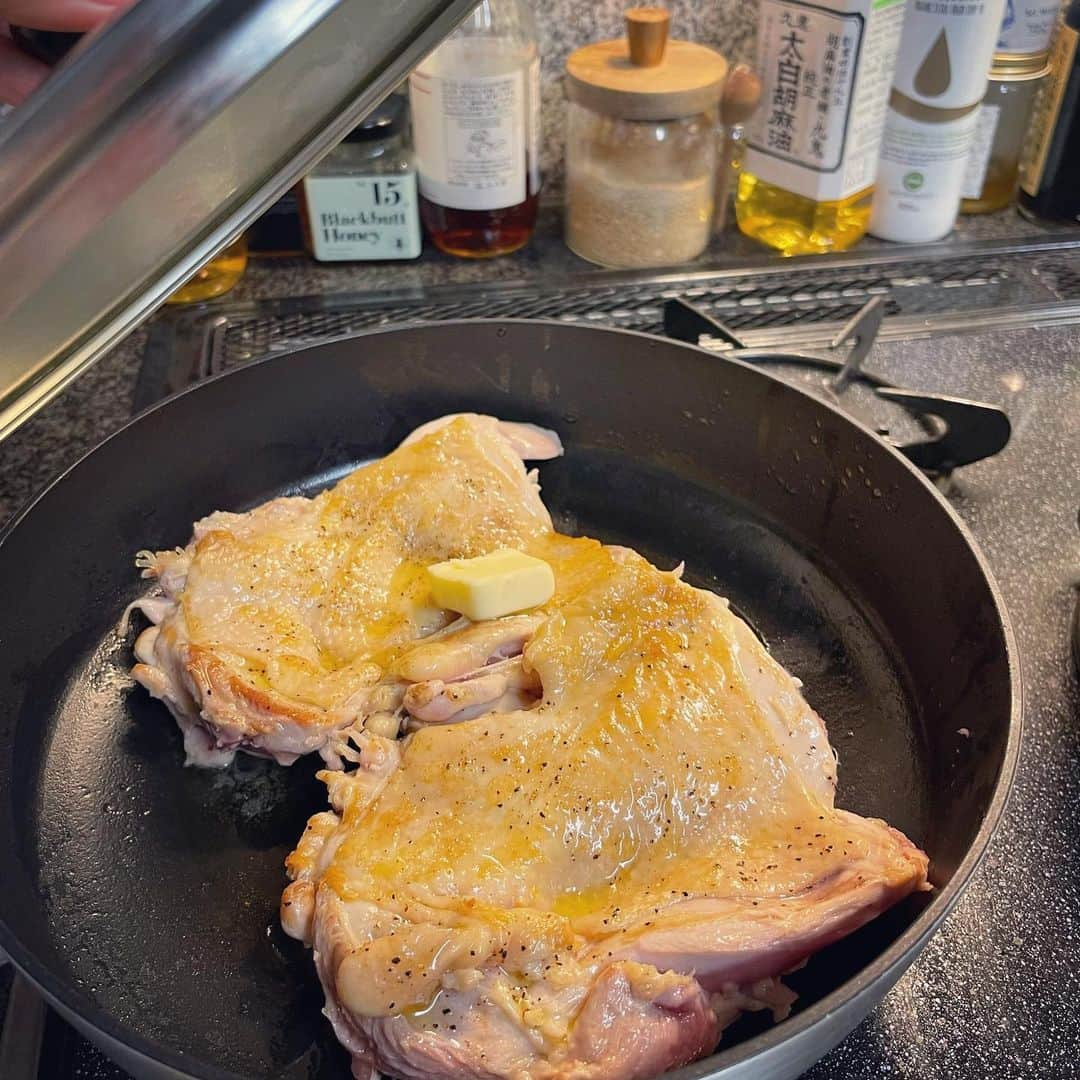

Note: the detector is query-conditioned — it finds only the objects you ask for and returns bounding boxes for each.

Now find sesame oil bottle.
[736,0,908,255]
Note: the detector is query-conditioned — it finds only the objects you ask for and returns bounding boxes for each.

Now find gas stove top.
[4,240,1078,1079]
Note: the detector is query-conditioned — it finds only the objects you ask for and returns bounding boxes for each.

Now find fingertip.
[2,1,130,35]
[0,36,49,106]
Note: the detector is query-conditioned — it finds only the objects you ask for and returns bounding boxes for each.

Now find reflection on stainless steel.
[0,0,476,440]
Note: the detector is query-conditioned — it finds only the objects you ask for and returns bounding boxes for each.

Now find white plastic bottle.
[869,0,1007,242]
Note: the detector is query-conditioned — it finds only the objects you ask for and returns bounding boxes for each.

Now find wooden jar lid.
[566,7,727,121]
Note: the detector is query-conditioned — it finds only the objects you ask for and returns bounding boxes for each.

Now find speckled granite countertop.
[1,208,1078,1080]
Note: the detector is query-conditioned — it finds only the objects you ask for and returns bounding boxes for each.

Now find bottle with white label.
[996,0,1061,65]
[736,0,909,255]
[409,0,541,258]
[869,0,1008,242]
[960,57,1047,214]
[301,95,422,262]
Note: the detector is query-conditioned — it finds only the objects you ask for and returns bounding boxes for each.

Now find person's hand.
[1,1,129,105]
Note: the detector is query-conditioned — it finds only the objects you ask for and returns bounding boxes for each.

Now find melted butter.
[329,559,431,661]
[403,989,446,1021]
[551,881,617,919]
[488,828,543,870]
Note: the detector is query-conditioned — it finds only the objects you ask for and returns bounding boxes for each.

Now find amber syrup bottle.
[408,0,541,258]
[417,174,540,258]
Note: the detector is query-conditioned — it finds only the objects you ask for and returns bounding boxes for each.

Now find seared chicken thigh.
[131,410,928,1077]
[129,416,561,765]
[284,541,929,1080]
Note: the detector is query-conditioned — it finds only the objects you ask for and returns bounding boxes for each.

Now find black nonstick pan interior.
[0,321,1016,1079]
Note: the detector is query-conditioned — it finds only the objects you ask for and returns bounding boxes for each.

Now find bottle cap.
[566,7,728,120]
[989,52,1052,79]
[344,94,407,142]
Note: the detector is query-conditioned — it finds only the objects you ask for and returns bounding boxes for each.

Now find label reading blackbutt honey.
[304,175,422,261]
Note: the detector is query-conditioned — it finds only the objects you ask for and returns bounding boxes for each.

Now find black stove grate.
[1033,257,1080,301]
[209,256,1022,374]
[132,237,1080,411]
[215,293,897,369]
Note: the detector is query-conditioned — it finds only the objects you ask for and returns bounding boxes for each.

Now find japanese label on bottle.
[745,0,908,202]
[409,68,526,211]
[304,174,421,261]
[1020,23,1078,194]
[997,0,1060,57]
[961,102,1001,197]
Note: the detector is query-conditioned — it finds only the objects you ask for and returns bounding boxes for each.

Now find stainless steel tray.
[0,0,476,441]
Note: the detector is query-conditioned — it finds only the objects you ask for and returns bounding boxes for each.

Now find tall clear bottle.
[736,0,908,255]
[408,0,541,258]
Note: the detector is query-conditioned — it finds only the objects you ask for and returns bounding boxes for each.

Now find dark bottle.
[408,0,541,258]
[1018,0,1080,224]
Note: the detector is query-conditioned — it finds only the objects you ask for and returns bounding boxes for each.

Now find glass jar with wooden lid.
[564,8,727,269]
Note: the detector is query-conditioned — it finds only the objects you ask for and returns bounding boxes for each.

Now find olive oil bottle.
[736,0,908,255]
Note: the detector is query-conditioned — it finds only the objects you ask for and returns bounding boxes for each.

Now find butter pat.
[426,549,555,621]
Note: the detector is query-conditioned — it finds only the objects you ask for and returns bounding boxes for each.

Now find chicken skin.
[283,540,929,1080]
[129,411,928,1078]
[129,415,561,765]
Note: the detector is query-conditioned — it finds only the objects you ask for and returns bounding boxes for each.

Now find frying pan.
[0,321,1019,1080]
